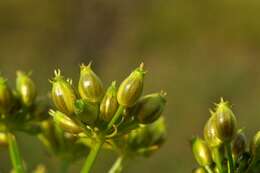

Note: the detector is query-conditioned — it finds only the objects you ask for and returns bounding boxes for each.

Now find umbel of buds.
[49,62,167,173]
[192,98,260,173]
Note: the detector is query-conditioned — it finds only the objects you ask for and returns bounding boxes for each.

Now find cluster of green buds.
[191,98,260,173]
[49,62,167,172]
[0,71,48,140]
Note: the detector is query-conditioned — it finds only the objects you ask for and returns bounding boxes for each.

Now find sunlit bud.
[192,167,207,173]
[100,81,118,121]
[134,91,166,124]
[204,113,223,148]
[250,131,260,159]
[191,137,212,167]
[16,71,36,106]
[214,98,237,142]
[117,63,145,107]
[50,70,76,115]
[74,100,98,125]
[49,110,83,134]
[0,132,8,147]
[0,76,13,114]
[232,129,247,161]
[78,63,104,103]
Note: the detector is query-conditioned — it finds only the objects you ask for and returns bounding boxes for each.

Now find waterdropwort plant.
[191,98,260,173]
[49,62,167,173]
[0,71,48,173]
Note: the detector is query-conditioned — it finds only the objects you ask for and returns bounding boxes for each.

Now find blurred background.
[1,0,260,172]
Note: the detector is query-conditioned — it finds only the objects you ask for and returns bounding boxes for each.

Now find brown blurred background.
[1,0,260,172]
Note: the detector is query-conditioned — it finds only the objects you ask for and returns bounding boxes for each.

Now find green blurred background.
[1,0,260,172]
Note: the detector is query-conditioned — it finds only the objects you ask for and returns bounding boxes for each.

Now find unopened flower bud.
[0,76,13,114]
[0,132,8,147]
[16,71,36,106]
[232,129,247,161]
[214,98,237,142]
[78,63,104,103]
[100,81,118,121]
[74,99,98,125]
[192,167,207,173]
[50,70,76,115]
[49,110,83,134]
[133,92,166,124]
[191,137,212,167]
[204,113,222,148]
[117,63,145,107]
[250,131,260,159]
[128,117,166,156]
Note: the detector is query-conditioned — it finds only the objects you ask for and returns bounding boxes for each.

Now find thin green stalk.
[225,142,234,173]
[80,139,104,173]
[205,165,214,173]
[60,159,70,173]
[81,105,125,173]
[109,156,124,173]
[211,147,224,173]
[7,133,25,173]
[106,105,124,131]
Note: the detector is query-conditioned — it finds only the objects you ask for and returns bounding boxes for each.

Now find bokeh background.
[1,0,260,172]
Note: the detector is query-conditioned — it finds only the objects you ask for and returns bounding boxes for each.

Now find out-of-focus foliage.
[1,0,260,172]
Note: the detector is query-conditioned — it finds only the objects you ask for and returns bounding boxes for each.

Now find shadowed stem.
[211,147,224,173]
[7,133,25,173]
[80,139,103,173]
[60,159,70,173]
[109,156,124,173]
[225,142,234,173]
[81,105,125,173]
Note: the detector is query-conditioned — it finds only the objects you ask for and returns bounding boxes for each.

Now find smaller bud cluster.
[191,98,260,173]
[0,71,47,146]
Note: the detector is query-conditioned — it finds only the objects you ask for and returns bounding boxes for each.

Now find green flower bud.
[133,91,166,124]
[49,110,83,134]
[128,117,166,156]
[0,76,13,114]
[100,81,118,121]
[191,137,212,167]
[214,98,237,142]
[0,132,8,147]
[232,129,247,161]
[78,63,104,103]
[50,70,77,115]
[117,63,145,107]
[192,167,207,173]
[74,99,98,125]
[204,113,223,148]
[16,71,36,106]
[250,131,260,159]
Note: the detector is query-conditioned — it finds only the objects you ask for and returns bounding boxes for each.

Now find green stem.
[211,147,224,173]
[80,139,104,173]
[109,156,124,173]
[106,105,124,131]
[60,159,70,173]
[7,133,25,173]
[225,142,234,173]
[205,165,214,173]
